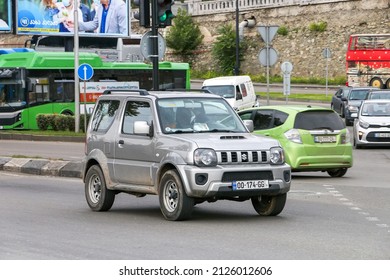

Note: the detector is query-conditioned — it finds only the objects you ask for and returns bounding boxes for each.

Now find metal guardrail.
[185,0,354,16]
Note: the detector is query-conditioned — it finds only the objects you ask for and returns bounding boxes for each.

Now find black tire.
[340,105,345,118]
[159,170,194,221]
[369,77,384,89]
[386,79,390,89]
[85,165,115,211]
[353,137,362,149]
[345,118,352,126]
[327,168,348,177]
[251,193,287,216]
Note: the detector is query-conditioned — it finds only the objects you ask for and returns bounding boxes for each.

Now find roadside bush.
[36,114,50,130]
[67,116,75,131]
[80,114,91,132]
[36,114,77,131]
[53,115,68,131]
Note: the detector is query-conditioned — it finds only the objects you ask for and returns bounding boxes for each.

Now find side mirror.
[134,121,152,137]
[243,119,254,132]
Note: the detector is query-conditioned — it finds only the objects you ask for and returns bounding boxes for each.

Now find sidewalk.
[0,133,83,178]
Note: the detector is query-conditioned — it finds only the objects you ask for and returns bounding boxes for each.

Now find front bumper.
[177,164,291,198]
[355,127,390,146]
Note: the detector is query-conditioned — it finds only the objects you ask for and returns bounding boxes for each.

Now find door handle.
[118,140,124,145]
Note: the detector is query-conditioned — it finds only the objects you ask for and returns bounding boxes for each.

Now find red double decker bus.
[346,34,390,89]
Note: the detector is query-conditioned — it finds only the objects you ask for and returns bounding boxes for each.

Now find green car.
[238,105,353,177]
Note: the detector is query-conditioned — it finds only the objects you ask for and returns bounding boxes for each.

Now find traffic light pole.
[151,0,159,90]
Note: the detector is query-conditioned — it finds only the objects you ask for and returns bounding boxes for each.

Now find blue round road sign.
[78,63,94,81]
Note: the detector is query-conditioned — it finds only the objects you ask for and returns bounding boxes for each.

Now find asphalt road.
[1,162,389,260]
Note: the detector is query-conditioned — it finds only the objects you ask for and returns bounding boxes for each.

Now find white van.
[202,76,259,111]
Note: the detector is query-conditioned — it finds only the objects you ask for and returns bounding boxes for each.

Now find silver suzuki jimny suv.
[82,89,291,221]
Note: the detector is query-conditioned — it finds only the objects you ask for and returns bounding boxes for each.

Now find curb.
[0,133,85,142]
[0,157,82,178]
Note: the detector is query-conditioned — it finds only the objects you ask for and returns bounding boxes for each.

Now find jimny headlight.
[270,147,285,165]
[194,149,217,167]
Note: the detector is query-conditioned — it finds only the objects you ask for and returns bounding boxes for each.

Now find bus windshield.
[0,67,27,109]
[0,84,26,108]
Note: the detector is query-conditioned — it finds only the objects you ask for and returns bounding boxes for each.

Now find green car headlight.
[194,149,217,167]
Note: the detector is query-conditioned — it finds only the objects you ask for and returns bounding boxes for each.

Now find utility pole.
[151,0,159,90]
[74,0,80,132]
[234,0,240,75]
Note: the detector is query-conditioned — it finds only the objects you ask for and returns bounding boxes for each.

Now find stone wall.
[165,0,390,79]
[2,0,390,79]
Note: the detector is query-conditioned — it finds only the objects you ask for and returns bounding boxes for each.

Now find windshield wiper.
[173,130,194,134]
[205,129,236,133]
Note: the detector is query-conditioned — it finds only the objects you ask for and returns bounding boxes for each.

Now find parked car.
[82,89,291,221]
[331,86,351,117]
[238,105,353,177]
[352,99,390,149]
[343,87,378,126]
[202,75,259,111]
[366,90,390,100]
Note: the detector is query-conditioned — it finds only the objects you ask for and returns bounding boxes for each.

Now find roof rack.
[102,89,149,96]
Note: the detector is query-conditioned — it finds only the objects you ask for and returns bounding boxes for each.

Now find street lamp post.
[74,0,80,133]
[234,0,239,75]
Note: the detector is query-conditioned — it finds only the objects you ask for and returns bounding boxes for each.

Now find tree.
[212,24,246,75]
[165,9,204,55]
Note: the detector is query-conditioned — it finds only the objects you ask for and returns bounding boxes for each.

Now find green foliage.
[54,115,68,131]
[67,116,75,132]
[79,114,91,132]
[309,21,327,32]
[212,24,246,75]
[277,26,288,36]
[36,114,50,130]
[166,9,204,55]
[35,114,90,131]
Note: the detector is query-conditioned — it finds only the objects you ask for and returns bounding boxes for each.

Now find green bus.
[0,49,190,130]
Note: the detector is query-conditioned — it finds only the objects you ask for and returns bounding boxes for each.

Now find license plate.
[375,133,390,138]
[232,180,269,190]
[314,135,337,143]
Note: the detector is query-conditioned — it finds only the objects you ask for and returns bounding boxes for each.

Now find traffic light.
[157,0,174,27]
[134,0,151,28]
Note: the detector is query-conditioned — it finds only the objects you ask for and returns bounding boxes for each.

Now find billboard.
[16,0,130,37]
[0,0,12,31]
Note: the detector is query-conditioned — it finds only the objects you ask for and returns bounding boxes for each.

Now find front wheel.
[340,105,345,118]
[251,193,287,216]
[327,168,348,177]
[159,170,194,221]
[353,137,362,149]
[85,165,115,211]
